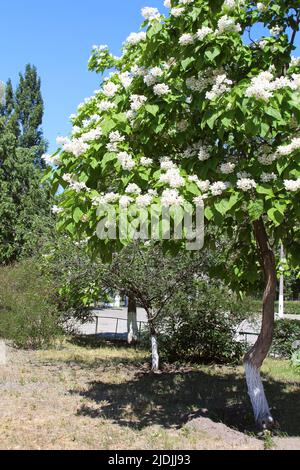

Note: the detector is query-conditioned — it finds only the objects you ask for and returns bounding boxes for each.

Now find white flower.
[198,145,211,161]
[125,32,147,45]
[206,74,232,100]
[153,83,171,96]
[179,33,195,45]
[42,153,60,166]
[125,183,142,195]
[258,153,276,165]
[140,157,153,167]
[193,196,205,208]
[51,205,63,215]
[171,7,185,17]
[98,101,116,112]
[106,143,118,152]
[56,136,69,146]
[164,0,171,7]
[130,94,147,111]
[144,67,163,86]
[196,26,213,41]
[63,174,89,193]
[210,181,228,196]
[63,139,89,157]
[257,2,267,12]
[284,179,300,192]
[136,193,154,208]
[160,158,176,171]
[198,180,211,192]
[117,152,136,170]
[109,131,125,143]
[81,128,102,142]
[161,189,184,207]
[217,15,241,34]
[119,72,133,89]
[119,195,133,208]
[237,178,256,191]
[141,7,160,21]
[223,0,238,9]
[277,137,300,156]
[270,25,283,36]
[102,82,119,97]
[219,162,236,174]
[160,168,185,188]
[179,0,194,4]
[260,172,277,183]
[291,56,300,67]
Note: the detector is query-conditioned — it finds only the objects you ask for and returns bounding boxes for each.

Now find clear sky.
[1,1,299,154]
[0,0,166,153]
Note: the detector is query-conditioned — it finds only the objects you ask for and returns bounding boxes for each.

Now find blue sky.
[1,1,299,154]
[0,0,166,153]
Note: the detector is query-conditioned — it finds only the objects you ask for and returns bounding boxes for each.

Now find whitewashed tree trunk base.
[127,312,138,344]
[151,335,159,371]
[245,361,274,429]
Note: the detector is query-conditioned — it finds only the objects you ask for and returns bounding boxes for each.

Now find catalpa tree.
[47,0,300,428]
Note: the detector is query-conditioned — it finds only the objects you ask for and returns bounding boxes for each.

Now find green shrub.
[0,259,61,349]
[271,320,300,358]
[157,282,246,365]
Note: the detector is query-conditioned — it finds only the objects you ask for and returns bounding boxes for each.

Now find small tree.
[49,1,300,427]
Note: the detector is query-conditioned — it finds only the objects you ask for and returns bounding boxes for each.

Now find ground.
[0,339,300,450]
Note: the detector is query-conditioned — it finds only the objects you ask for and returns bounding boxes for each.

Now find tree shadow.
[72,368,300,435]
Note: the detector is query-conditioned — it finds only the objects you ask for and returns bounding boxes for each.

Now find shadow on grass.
[73,368,300,436]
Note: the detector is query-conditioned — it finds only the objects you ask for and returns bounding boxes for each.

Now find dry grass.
[0,338,299,450]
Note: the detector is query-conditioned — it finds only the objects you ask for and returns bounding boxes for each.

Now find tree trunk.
[149,322,159,371]
[244,218,277,429]
[127,296,138,345]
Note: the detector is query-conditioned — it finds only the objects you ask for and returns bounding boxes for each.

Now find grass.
[0,338,299,450]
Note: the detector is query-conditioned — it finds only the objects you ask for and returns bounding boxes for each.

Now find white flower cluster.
[182,141,212,161]
[102,82,119,97]
[98,101,116,112]
[141,7,160,21]
[257,2,267,12]
[119,72,133,89]
[186,68,217,92]
[117,151,135,170]
[179,27,213,45]
[107,131,125,152]
[260,172,277,183]
[140,156,153,166]
[171,7,185,17]
[277,137,300,156]
[217,15,241,34]
[245,71,300,101]
[144,67,164,86]
[81,128,102,143]
[130,94,147,111]
[210,181,229,196]
[63,174,89,193]
[125,183,142,195]
[223,0,241,10]
[291,56,300,67]
[188,176,211,193]
[136,193,154,208]
[219,162,236,174]
[284,179,300,192]
[92,192,120,206]
[164,0,171,7]
[206,74,233,100]
[51,205,63,215]
[236,178,256,191]
[161,189,184,207]
[125,32,147,46]
[63,138,89,157]
[160,166,185,188]
[270,25,283,36]
[153,83,170,96]
[42,153,60,166]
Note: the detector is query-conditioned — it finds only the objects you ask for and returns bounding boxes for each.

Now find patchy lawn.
[0,339,299,450]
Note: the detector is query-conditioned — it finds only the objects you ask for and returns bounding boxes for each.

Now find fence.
[93,315,148,341]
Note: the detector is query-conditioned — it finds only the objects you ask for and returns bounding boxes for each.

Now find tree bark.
[127,296,138,345]
[149,322,159,371]
[244,218,277,429]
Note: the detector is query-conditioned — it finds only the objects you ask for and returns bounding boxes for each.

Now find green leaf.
[145,104,159,116]
[267,208,284,226]
[248,200,264,221]
[73,207,83,223]
[181,57,195,71]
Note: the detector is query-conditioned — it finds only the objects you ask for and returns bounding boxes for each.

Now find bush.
[157,282,246,365]
[271,320,300,358]
[0,259,61,349]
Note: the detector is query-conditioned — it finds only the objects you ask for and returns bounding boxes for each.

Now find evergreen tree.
[15,64,47,165]
[0,66,52,265]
